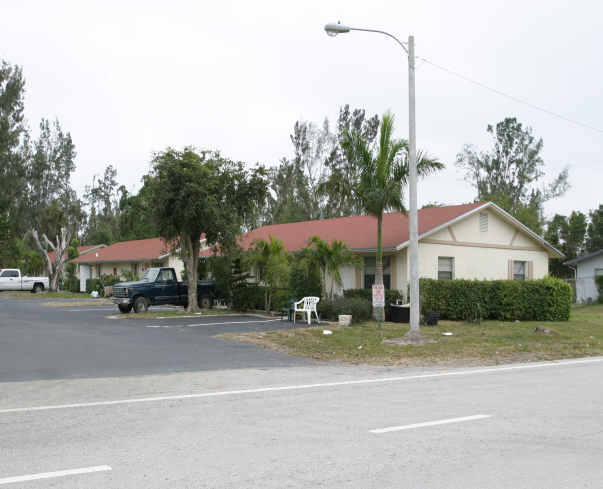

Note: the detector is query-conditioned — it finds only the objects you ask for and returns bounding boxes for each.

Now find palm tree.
[247,235,289,313]
[305,236,359,299]
[341,111,443,319]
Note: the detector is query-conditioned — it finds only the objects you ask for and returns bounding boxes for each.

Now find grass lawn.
[219,304,603,367]
[1,290,98,300]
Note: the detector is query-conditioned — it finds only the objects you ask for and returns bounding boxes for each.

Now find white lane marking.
[370,414,492,434]
[64,307,179,312]
[1,356,602,415]
[64,308,116,312]
[146,318,282,328]
[0,465,112,485]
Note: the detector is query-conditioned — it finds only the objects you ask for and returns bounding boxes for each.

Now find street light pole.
[324,23,421,334]
[407,35,420,333]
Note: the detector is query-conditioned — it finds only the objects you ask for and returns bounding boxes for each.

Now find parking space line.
[370,414,491,434]
[0,357,601,415]
[0,465,112,485]
[147,318,282,328]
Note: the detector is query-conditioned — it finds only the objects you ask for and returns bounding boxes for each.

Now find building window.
[479,212,488,232]
[131,263,137,274]
[438,257,454,280]
[364,256,391,289]
[513,260,526,280]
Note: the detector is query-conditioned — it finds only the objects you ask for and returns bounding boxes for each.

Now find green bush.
[318,296,372,323]
[64,277,80,293]
[288,259,321,300]
[100,274,121,286]
[343,288,404,320]
[232,284,291,312]
[85,278,103,295]
[420,277,572,322]
[596,275,603,303]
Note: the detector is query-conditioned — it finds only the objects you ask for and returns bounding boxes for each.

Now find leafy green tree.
[586,205,603,252]
[265,158,314,224]
[456,117,569,234]
[149,147,268,312]
[341,112,443,316]
[545,211,588,277]
[304,236,358,299]
[288,253,322,301]
[0,60,27,226]
[264,105,380,224]
[83,164,122,244]
[247,236,290,312]
[117,177,158,241]
[318,105,380,217]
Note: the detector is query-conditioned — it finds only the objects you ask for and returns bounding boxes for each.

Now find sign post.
[372,284,385,329]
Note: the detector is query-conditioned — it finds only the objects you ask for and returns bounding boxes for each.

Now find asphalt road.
[0,297,309,382]
[1,358,603,488]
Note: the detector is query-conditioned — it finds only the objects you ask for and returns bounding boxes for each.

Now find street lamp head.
[324,22,350,37]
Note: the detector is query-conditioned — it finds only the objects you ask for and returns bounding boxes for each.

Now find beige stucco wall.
[405,208,550,281]
[416,242,549,280]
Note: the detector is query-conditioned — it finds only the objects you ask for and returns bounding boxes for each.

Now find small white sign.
[372,284,385,307]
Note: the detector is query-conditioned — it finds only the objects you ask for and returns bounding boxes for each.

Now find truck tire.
[118,304,133,314]
[32,283,44,294]
[133,296,149,313]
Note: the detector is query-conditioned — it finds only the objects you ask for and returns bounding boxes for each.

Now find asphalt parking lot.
[0,297,310,382]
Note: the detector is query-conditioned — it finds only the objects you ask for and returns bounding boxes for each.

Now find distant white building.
[565,249,603,303]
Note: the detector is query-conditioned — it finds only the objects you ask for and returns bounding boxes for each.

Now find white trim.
[395,202,564,259]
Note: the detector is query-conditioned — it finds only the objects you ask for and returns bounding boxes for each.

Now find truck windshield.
[139,268,160,282]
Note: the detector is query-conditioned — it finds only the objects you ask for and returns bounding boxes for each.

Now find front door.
[79,265,90,293]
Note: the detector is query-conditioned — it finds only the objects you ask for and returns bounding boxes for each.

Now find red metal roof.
[238,202,486,252]
[72,238,171,264]
[48,244,105,263]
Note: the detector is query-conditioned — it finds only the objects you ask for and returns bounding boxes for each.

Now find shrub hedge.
[419,277,572,322]
[85,278,103,295]
[232,285,291,312]
[596,275,603,303]
[317,296,372,323]
[343,288,404,320]
[64,278,80,293]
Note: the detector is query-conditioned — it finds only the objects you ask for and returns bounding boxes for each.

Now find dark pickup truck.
[112,267,216,313]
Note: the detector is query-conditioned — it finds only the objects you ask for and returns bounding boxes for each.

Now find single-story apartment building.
[238,201,565,296]
[564,249,603,303]
[71,237,186,292]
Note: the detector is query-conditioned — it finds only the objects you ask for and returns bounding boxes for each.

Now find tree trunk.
[374,214,385,320]
[184,234,201,313]
[264,284,270,314]
[29,228,71,292]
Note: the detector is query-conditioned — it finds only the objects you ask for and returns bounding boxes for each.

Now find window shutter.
[508,260,513,280]
[528,261,534,280]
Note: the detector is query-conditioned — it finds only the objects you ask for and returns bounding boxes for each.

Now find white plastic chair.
[293,296,320,325]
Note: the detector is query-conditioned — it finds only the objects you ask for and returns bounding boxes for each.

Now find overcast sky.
[2,0,601,219]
